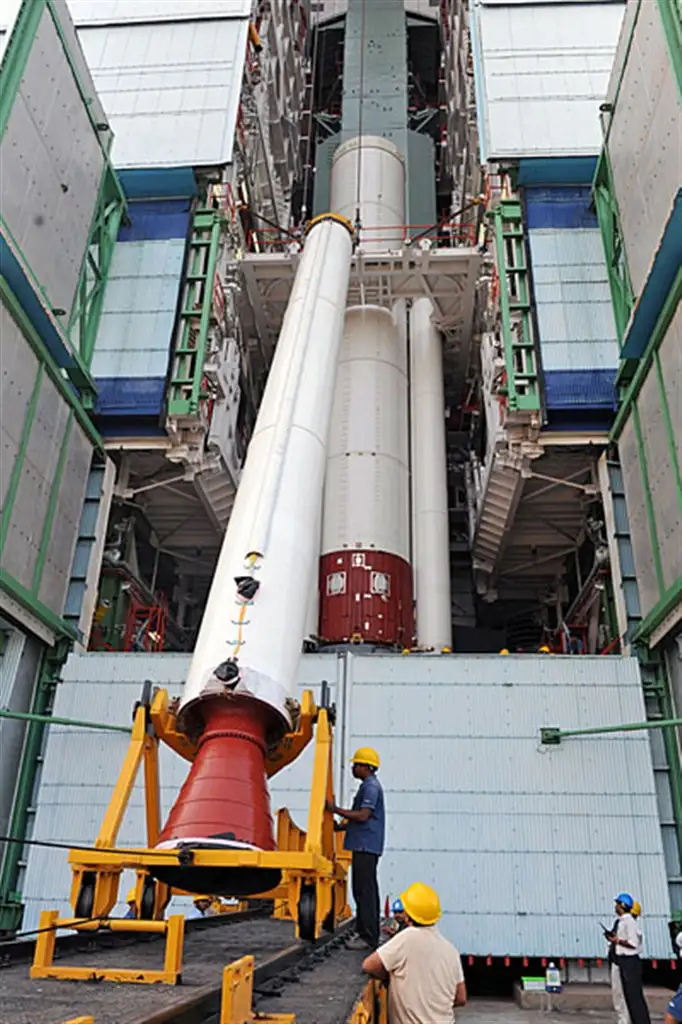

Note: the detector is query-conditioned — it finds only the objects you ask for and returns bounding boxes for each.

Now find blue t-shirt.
[668,985,682,1022]
[344,774,385,856]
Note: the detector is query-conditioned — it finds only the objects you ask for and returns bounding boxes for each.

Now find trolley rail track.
[1,910,364,1024]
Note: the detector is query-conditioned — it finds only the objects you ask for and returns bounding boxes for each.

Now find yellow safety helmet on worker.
[400,881,442,926]
[126,888,137,904]
[351,746,380,769]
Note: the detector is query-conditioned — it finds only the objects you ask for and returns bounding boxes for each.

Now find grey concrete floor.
[458,1000,664,1022]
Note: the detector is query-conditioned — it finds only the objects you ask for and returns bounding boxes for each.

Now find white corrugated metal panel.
[473,1,625,158]
[605,0,682,296]
[529,229,619,371]
[75,18,248,169]
[19,651,672,957]
[66,0,251,23]
[344,653,671,957]
[91,239,185,379]
[1,4,105,319]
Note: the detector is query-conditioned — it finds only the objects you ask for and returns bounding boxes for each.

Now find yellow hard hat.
[351,746,380,769]
[400,882,441,926]
[499,648,510,655]
[538,645,551,653]
[126,888,137,904]
[193,894,211,904]
[632,901,641,918]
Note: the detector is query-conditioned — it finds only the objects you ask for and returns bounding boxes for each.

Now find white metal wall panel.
[0,303,40,513]
[474,1,625,158]
[605,0,682,296]
[76,19,248,169]
[618,418,660,621]
[1,4,105,318]
[344,653,671,957]
[91,239,185,379]
[658,302,682,469]
[20,651,672,955]
[66,0,252,23]
[637,366,681,595]
[529,229,619,371]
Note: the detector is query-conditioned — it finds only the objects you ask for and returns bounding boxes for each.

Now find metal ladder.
[166,209,222,423]
[491,198,541,418]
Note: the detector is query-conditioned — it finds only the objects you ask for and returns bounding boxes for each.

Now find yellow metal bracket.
[31,910,184,985]
[221,955,296,1023]
[348,979,389,1024]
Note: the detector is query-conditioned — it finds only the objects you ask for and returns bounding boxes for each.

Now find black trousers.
[618,956,651,1024]
[351,851,380,949]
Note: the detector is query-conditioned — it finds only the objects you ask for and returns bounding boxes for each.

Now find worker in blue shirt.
[326,746,385,951]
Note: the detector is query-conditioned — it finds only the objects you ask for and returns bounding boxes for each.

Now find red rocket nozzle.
[152,695,281,897]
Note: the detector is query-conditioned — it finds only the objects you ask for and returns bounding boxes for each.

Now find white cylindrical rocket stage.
[330,136,406,251]
[410,298,452,650]
[319,136,413,646]
[153,215,354,895]
[320,305,412,645]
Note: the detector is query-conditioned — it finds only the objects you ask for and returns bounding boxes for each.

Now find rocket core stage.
[151,214,354,896]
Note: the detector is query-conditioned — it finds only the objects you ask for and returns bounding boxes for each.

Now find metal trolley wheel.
[298,886,317,942]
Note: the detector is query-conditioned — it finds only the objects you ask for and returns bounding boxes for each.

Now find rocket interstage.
[152,215,354,896]
[319,137,414,646]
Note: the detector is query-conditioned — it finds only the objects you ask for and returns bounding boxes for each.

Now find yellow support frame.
[31,910,185,985]
[348,979,389,1024]
[221,955,296,1024]
[31,688,351,985]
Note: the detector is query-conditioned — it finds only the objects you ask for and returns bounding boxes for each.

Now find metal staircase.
[471,451,525,585]
[195,464,237,533]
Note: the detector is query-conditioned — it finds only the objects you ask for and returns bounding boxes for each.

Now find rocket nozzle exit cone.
[152,695,281,897]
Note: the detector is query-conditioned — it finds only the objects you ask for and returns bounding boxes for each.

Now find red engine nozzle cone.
[152,695,281,897]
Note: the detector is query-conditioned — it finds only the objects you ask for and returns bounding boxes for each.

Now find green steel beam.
[0,709,129,734]
[0,277,103,451]
[654,348,682,512]
[31,412,75,594]
[68,168,127,373]
[0,0,45,140]
[0,639,70,934]
[541,717,682,745]
[657,0,682,98]
[0,364,43,559]
[0,217,98,392]
[633,577,682,643]
[593,151,634,346]
[611,268,682,440]
[632,404,666,598]
[0,570,78,642]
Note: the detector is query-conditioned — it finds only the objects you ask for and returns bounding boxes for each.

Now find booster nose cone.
[152,694,281,897]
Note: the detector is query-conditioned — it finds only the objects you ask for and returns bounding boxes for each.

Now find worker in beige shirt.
[362,882,466,1023]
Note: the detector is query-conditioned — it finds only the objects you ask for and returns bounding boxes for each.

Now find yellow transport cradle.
[32,683,351,986]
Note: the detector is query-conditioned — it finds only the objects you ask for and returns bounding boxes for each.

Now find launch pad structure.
[30,682,351,986]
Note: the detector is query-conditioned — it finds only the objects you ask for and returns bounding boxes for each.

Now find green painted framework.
[0,639,70,933]
[657,0,682,99]
[0,0,126,396]
[490,199,541,415]
[611,269,682,644]
[0,277,104,642]
[593,150,634,349]
[167,209,222,419]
